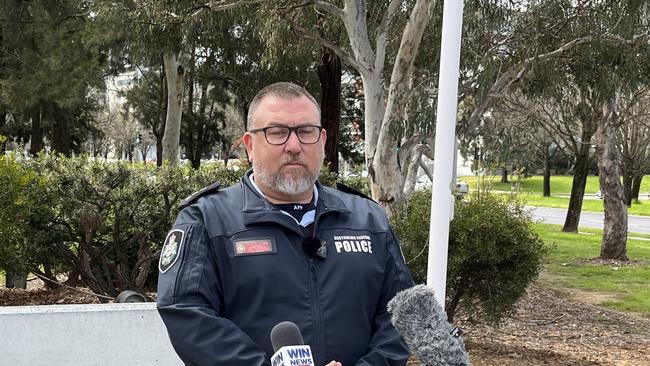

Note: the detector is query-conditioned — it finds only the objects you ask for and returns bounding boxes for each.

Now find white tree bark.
[335,0,434,213]
[597,97,628,260]
[162,51,185,165]
[403,144,426,198]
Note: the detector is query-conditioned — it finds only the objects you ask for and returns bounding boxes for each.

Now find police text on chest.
[333,235,373,253]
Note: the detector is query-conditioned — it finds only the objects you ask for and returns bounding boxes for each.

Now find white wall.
[0,303,183,366]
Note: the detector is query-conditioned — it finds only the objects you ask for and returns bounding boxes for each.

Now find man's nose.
[283,130,302,152]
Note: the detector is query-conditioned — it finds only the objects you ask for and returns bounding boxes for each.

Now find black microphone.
[302,236,327,259]
[270,321,315,366]
[387,284,471,366]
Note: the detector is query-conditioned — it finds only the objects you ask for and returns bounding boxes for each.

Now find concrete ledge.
[0,302,183,366]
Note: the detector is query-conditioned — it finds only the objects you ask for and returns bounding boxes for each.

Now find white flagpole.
[427,0,465,306]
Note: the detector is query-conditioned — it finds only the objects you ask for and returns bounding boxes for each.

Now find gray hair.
[246,82,321,130]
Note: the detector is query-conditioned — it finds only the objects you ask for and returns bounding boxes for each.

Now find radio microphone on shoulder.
[270,321,315,366]
[388,284,471,366]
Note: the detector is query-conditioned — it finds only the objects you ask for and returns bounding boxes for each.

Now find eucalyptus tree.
[533,0,650,259]
[462,0,649,244]
[591,0,649,260]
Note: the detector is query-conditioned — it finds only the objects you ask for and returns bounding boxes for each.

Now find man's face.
[243,95,326,199]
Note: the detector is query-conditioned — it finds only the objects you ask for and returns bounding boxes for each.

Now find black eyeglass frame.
[248,125,324,145]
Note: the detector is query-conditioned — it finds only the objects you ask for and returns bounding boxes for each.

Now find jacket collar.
[241,170,350,216]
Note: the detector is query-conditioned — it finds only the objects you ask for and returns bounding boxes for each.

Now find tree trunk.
[30,107,43,156]
[500,167,509,183]
[369,0,433,215]
[318,47,341,176]
[5,270,27,289]
[162,51,184,165]
[403,145,424,199]
[631,174,643,202]
[0,111,6,154]
[543,151,551,197]
[597,99,628,260]
[156,134,164,167]
[186,53,200,170]
[51,104,71,157]
[562,126,596,232]
[156,60,167,167]
[622,172,633,207]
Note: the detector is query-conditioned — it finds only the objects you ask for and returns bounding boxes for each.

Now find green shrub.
[0,155,50,275]
[3,155,242,297]
[392,190,549,324]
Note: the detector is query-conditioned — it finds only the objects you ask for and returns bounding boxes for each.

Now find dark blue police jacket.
[157,171,414,366]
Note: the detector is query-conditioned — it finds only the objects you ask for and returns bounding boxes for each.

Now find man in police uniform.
[157,82,414,366]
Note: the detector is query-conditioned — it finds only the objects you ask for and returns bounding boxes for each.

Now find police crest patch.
[159,229,185,273]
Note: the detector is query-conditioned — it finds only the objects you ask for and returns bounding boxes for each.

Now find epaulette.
[178,181,221,210]
[335,182,376,203]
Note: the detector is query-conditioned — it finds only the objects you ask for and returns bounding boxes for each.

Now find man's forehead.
[258,94,318,109]
[253,95,320,125]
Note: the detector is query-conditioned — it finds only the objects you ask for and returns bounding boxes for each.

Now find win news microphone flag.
[270,321,315,366]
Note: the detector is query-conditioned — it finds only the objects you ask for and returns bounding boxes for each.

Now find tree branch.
[375,0,402,73]
[313,1,344,20]
[287,18,369,75]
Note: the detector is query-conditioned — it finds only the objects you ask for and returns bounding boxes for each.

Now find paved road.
[527,206,650,235]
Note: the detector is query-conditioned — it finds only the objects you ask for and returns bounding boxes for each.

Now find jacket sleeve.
[355,229,414,366]
[157,219,269,366]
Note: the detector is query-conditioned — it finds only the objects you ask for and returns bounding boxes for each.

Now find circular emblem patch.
[159,229,184,273]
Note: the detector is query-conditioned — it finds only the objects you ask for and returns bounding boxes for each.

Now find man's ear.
[242,132,254,161]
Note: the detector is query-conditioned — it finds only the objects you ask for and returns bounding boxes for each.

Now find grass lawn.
[522,194,650,216]
[460,175,650,216]
[460,174,650,195]
[534,223,650,317]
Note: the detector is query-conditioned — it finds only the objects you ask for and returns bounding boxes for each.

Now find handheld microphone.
[387,284,471,366]
[270,321,315,366]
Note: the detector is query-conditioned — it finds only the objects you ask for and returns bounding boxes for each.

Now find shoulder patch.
[159,229,185,273]
[336,182,376,203]
[178,181,221,210]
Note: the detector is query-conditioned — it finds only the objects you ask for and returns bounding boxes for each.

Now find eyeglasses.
[248,125,324,145]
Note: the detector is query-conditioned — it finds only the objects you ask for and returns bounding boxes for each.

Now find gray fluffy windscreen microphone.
[388,284,471,366]
[270,321,304,352]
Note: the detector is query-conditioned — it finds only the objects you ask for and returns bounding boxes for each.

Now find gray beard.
[253,160,321,197]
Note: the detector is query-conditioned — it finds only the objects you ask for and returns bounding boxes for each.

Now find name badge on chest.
[233,238,277,256]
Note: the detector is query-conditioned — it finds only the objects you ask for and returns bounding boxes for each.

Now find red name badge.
[234,239,276,256]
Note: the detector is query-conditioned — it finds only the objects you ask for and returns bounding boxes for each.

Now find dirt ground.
[2,279,649,365]
[461,284,650,366]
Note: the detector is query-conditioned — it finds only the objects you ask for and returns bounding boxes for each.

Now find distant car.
[456,181,469,196]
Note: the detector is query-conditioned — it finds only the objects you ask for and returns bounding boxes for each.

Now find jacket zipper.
[307,208,327,366]
[308,256,325,365]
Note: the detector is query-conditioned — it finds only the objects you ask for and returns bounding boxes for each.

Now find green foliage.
[1,155,241,297]
[0,154,49,273]
[393,190,549,324]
